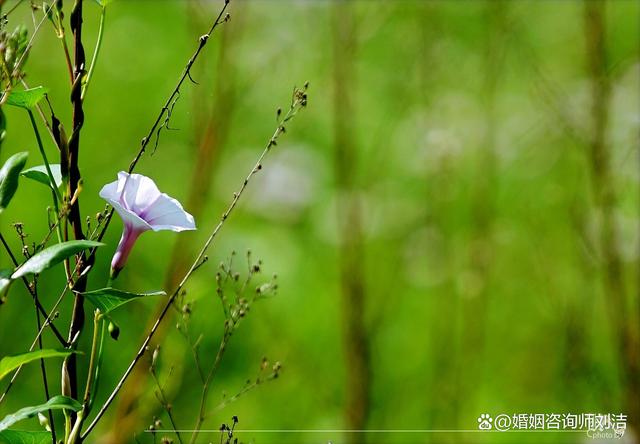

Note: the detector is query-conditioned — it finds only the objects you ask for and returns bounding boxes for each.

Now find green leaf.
[20,164,63,189]
[0,396,81,431]
[82,287,165,314]
[12,240,104,279]
[0,430,52,444]
[5,87,48,110]
[93,0,113,6]
[0,269,12,295]
[0,152,28,213]
[0,349,75,381]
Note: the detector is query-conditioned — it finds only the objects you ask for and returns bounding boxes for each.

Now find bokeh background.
[0,0,639,443]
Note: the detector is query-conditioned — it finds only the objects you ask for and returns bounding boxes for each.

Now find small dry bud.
[152,346,160,368]
[61,361,71,397]
[38,412,51,432]
[108,321,120,340]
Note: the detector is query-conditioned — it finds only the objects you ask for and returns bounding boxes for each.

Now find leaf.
[0,269,12,295]
[0,396,81,431]
[0,430,52,444]
[82,287,165,314]
[0,349,75,381]
[0,152,28,212]
[20,164,63,189]
[5,87,48,110]
[93,0,113,6]
[12,240,104,279]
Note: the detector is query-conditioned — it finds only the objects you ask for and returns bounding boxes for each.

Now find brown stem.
[65,0,91,427]
[332,2,370,439]
[583,0,639,430]
[459,2,505,426]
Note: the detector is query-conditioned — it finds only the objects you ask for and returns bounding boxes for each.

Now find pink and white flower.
[99,172,196,278]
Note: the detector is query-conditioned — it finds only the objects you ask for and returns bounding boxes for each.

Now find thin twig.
[150,366,184,444]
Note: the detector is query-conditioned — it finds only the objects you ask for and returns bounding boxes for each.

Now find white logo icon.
[478,414,493,430]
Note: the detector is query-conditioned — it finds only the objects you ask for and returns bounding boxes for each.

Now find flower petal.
[98,176,120,202]
[99,178,152,232]
[116,172,162,214]
[143,193,196,232]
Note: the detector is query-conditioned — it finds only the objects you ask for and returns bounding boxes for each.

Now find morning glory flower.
[99,172,196,278]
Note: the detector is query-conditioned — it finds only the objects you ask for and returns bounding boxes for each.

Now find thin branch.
[81,4,106,101]
[210,362,281,415]
[150,366,183,444]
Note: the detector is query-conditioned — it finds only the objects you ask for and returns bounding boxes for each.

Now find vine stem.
[80,90,306,440]
[81,4,106,101]
[27,110,64,219]
[64,0,89,422]
[67,310,102,444]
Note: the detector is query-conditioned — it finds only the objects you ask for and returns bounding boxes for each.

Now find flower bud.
[61,360,71,397]
[38,412,51,432]
[108,320,120,340]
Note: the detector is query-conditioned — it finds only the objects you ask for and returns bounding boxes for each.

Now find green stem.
[89,318,106,411]
[27,110,63,206]
[64,412,71,444]
[81,6,106,101]
[83,310,102,405]
[68,310,102,444]
[27,110,66,261]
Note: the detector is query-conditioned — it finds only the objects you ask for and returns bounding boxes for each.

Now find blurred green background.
[0,0,639,443]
